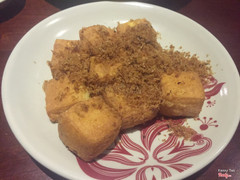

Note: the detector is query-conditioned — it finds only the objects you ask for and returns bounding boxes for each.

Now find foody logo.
[218,173,232,179]
[218,169,235,179]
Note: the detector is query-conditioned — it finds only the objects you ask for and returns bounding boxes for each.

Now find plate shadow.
[45,0,192,11]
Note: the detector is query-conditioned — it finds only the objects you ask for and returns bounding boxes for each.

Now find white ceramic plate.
[2,2,240,180]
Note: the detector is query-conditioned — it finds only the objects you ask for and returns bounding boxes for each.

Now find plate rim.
[2,1,240,179]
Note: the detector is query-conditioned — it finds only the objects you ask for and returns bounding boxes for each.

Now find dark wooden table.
[0,0,239,179]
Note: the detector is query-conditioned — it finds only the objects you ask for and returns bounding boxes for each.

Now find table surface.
[0,0,239,179]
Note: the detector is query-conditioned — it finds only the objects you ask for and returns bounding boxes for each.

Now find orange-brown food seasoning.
[167,119,197,140]
[44,19,213,161]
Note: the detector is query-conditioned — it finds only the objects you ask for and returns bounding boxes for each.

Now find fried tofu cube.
[116,19,144,33]
[48,39,79,79]
[159,72,205,117]
[43,77,89,123]
[93,63,121,78]
[89,56,121,80]
[52,39,79,53]
[79,25,115,55]
[79,25,114,45]
[103,86,158,130]
[116,19,161,51]
[58,96,122,161]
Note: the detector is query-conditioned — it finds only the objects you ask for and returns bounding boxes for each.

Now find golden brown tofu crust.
[48,39,80,80]
[58,96,122,161]
[43,77,89,123]
[103,86,158,130]
[159,72,205,117]
[79,25,115,56]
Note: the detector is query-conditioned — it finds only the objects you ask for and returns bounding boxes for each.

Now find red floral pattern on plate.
[196,117,218,131]
[77,120,212,179]
[204,76,225,100]
[76,77,225,179]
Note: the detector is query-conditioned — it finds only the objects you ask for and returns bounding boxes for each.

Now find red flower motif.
[204,76,225,100]
[196,117,218,131]
[77,119,212,179]
[206,100,216,107]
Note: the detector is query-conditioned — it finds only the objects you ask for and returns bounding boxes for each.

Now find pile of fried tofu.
[43,19,205,161]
